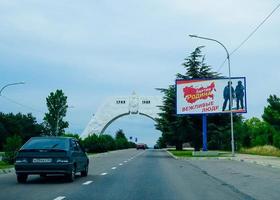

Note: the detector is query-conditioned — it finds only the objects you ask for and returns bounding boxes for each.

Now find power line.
[0,95,45,114]
[217,3,280,73]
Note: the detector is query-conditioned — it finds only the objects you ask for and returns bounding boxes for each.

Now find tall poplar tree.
[43,89,69,136]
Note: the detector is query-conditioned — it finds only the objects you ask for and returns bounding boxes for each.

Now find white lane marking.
[119,163,123,166]
[101,172,108,176]
[82,181,93,185]
[54,196,66,200]
[124,160,127,163]
[112,167,117,170]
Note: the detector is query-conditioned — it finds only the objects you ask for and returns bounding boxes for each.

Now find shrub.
[3,135,22,164]
[82,134,99,153]
[273,133,280,148]
[240,145,280,157]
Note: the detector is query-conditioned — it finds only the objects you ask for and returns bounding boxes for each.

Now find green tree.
[115,129,129,149]
[3,135,22,164]
[262,95,280,148]
[0,112,44,150]
[156,46,223,150]
[43,90,69,136]
[177,46,219,79]
[82,134,99,153]
[156,86,192,150]
[262,95,280,131]
[63,133,82,143]
[156,136,167,148]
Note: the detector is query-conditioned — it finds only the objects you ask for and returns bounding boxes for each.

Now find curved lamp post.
[189,34,235,157]
[0,82,25,96]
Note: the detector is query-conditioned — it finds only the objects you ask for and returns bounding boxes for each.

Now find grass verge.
[168,150,193,157]
[0,161,13,170]
[168,150,231,158]
[239,145,280,157]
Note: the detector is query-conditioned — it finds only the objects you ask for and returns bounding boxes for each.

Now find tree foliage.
[115,129,129,149]
[43,89,69,136]
[262,95,280,131]
[0,112,44,150]
[3,135,22,164]
[155,46,233,150]
[82,129,134,153]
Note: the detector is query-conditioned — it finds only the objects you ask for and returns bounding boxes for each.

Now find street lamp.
[0,82,25,96]
[189,34,235,157]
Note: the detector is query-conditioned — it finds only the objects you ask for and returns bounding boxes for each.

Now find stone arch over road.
[81,92,163,138]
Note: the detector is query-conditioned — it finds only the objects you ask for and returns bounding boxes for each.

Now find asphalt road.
[0,149,279,200]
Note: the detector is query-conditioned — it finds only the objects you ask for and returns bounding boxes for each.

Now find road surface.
[0,149,279,200]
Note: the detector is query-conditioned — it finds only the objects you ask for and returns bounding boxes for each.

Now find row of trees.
[0,113,136,164]
[236,95,280,149]
[81,129,136,153]
[155,46,280,151]
[0,89,136,163]
[0,112,44,150]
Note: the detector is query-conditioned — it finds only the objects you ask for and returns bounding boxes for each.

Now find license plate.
[33,158,52,163]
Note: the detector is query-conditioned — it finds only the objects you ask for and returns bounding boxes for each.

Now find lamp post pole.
[0,82,25,96]
[189,34,235,157]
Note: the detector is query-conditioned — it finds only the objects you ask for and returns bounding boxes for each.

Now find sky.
[0,0,279,146]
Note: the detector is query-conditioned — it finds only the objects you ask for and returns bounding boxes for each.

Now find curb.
[165,150,280,168]
[0,167,14,175]
[165,150,178,159]
[226,157,280,169]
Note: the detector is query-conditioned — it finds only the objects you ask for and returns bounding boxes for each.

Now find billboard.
[176,77,247,115]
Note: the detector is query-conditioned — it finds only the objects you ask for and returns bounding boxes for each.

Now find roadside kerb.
[166,149,280,169]
[222,154,280,169]
[0,167,14,175]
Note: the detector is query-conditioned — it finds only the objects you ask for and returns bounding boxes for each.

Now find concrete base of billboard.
[192,151,219,157]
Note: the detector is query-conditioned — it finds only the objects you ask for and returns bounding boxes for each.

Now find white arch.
[81,92,162,138]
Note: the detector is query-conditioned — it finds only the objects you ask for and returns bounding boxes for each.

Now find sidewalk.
[226,153,280,168]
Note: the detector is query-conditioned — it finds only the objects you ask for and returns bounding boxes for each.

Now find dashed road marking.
[54,196,66,200]
[82,181,93,185]
[101,172,108,176]
[124,161,127,163]
[112,167,117,170]
[119,163,123,166]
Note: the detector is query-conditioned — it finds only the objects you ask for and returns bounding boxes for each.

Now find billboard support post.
[202,114,207,151]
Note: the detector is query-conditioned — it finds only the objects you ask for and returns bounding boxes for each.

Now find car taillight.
[56,158,69,163]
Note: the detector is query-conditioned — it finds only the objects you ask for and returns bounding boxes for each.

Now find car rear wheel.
[17,174,28,183]
[66,165,76,182]
[81,164,88,177]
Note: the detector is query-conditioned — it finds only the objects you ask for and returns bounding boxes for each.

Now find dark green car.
[15,137,89,183]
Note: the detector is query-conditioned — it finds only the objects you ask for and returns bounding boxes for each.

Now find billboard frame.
[175,77,247,116]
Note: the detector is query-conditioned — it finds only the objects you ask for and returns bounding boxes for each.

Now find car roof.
[30,136,75,140]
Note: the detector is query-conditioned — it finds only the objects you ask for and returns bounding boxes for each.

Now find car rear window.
[22,138,69,150]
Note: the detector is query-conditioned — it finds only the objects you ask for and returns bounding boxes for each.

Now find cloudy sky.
[0,0,279,146]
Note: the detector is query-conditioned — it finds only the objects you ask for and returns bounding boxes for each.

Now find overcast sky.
[0,0,279,146]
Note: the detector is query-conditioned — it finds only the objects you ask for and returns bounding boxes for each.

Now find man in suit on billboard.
[235,81,245,110]
[222,81,235,111]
